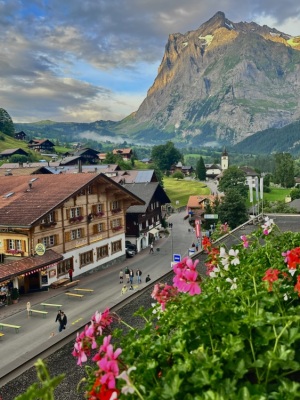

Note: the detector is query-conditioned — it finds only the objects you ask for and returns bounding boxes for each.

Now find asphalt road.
[0,209,196,379]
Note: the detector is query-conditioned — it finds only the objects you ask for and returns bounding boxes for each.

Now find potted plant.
[11,288,19,303]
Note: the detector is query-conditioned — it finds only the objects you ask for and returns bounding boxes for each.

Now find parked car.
[125,241,138,254]
[125,247,135,258]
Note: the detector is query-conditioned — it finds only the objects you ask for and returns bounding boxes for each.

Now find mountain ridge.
[14,11,300,152]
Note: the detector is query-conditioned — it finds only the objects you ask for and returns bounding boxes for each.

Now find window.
[41,235,56,248]
[8,239,22,250]
[111,201,120,210]
[70,207,81,218]
[96,245,109,260]
[57,258,73,277]
[112,218,122,228]
[111,240,122,254]
[41,211,55,224]
[71,229,82,240]
[96,204,103,213]
[93,223,104,234]
[80,250,93,267]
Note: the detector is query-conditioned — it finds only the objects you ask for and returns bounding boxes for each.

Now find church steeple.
[221,147,228,170]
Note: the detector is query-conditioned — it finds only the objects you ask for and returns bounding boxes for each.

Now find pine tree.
[0,108,14,137]
[196,156,206,180]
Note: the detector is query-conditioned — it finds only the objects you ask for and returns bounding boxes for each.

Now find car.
[125,241,138,254]
[125,248,135,258]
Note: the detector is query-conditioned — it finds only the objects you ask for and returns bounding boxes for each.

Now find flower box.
[111,208,122,215]
[112,226,123,232]
[94,212,104,218]
[6,249,24,256]
[69,216,84,223]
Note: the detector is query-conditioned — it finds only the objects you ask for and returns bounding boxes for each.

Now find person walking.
[124,267,130,283]
[129,269,134,284]
[145,274,151,283]
[68,268,73,282]
[55,310,67,332]
[149,243,154,254]
[136,269,142,284]
[119,270,124,284]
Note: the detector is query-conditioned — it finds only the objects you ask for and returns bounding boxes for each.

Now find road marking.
[71,318,83,325]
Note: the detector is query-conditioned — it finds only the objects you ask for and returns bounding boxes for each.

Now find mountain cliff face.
[117,11,300,147]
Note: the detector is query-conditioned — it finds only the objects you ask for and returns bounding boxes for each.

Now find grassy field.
[163,176,210,208]
[263,187,291,202]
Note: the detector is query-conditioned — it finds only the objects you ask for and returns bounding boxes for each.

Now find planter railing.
[6,249,24,256]
[93,212,105,218]
[112,226,123,232]
[69,216,84,223]
[111,208,122,215]
[40,222,57,228]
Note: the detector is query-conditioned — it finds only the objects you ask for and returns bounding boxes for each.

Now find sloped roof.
[0,250,63,283]
[187,195,222,208]
[0,167,51,176]
[113,148,132,155]
[123,182,170,213]
[44,164,120,174]
[0,148,28,156]
[239,166,259,176]
[110,170,157,184]
[0,174,144,227]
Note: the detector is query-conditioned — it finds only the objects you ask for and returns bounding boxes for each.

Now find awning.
[0,250,63,283]
[149,228,159,235]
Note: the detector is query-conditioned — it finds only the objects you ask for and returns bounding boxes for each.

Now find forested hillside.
[233,120,300,155]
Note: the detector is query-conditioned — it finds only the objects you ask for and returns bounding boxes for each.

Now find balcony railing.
[112,226,123,232]
[111,208,122,215]
[6,249,24,256]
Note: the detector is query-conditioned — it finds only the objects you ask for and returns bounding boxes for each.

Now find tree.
[218,188,248,228]
[172,171,184,180]
[151,141,182,172]
[290,188,300,201]
[0,108,14,137]
[273,153,295,188]
[218,166,248,198]
[196,156,206,180]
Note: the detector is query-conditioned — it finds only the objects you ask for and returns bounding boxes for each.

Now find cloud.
[0,0,299,123]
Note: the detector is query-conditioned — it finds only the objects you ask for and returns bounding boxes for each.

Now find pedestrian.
[124,267,130,283]
[121,285,127,295]
[55,310,67,332]
[145,274,151,283]
[26,301,31,316]
[192,242,195,248]
[119,270,124,284]
[129,269,134,284]
[136,269,142,284]
[149,243,154,254]
[195,243,199,251]
[68,268,73,282]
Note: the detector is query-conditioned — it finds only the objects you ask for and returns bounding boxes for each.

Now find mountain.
[15,12,300,150]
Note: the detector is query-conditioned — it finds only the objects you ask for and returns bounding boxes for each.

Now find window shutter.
[65,232,70,242]
[93,224,97,235]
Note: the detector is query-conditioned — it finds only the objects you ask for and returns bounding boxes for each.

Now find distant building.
[28,139,55,153]
[0,148,29,159]
[14,131,27,141]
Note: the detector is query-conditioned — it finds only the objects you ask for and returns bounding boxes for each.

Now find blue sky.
[1,0,299,123]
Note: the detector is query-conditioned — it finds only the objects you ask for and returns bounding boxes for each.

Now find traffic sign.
[173,254,181,262]
[204,214,218,219]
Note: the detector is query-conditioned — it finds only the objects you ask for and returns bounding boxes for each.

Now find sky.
[1,0,300,124]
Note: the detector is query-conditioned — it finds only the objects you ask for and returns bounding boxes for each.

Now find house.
[0,148,29,159]
[28,139,55,153]
[205,164,222,179]
[170,162,194,176]
[44,164,121,175]
[239,166,260,188]
[0,174,144,291]
[122,182,171,251]
[112,148,133,161]
[14,131,27,141]
[187,194,222,223]
[0,166,52,177]
[110,169,158,185]
[73,148,100,164]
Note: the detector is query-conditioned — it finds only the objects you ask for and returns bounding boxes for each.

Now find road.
[0,209,196,379]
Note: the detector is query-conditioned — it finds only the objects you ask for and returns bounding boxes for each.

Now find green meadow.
[163,176,210,208]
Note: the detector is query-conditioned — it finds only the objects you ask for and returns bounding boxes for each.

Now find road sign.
[204,214,218,219]
[173,254,181,262]
[188,248,195,256]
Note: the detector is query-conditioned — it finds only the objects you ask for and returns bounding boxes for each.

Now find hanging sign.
[35,243,46,256]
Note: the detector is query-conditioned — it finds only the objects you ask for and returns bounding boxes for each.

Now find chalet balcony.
[5,249,24,256]
[93,212,105,218]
